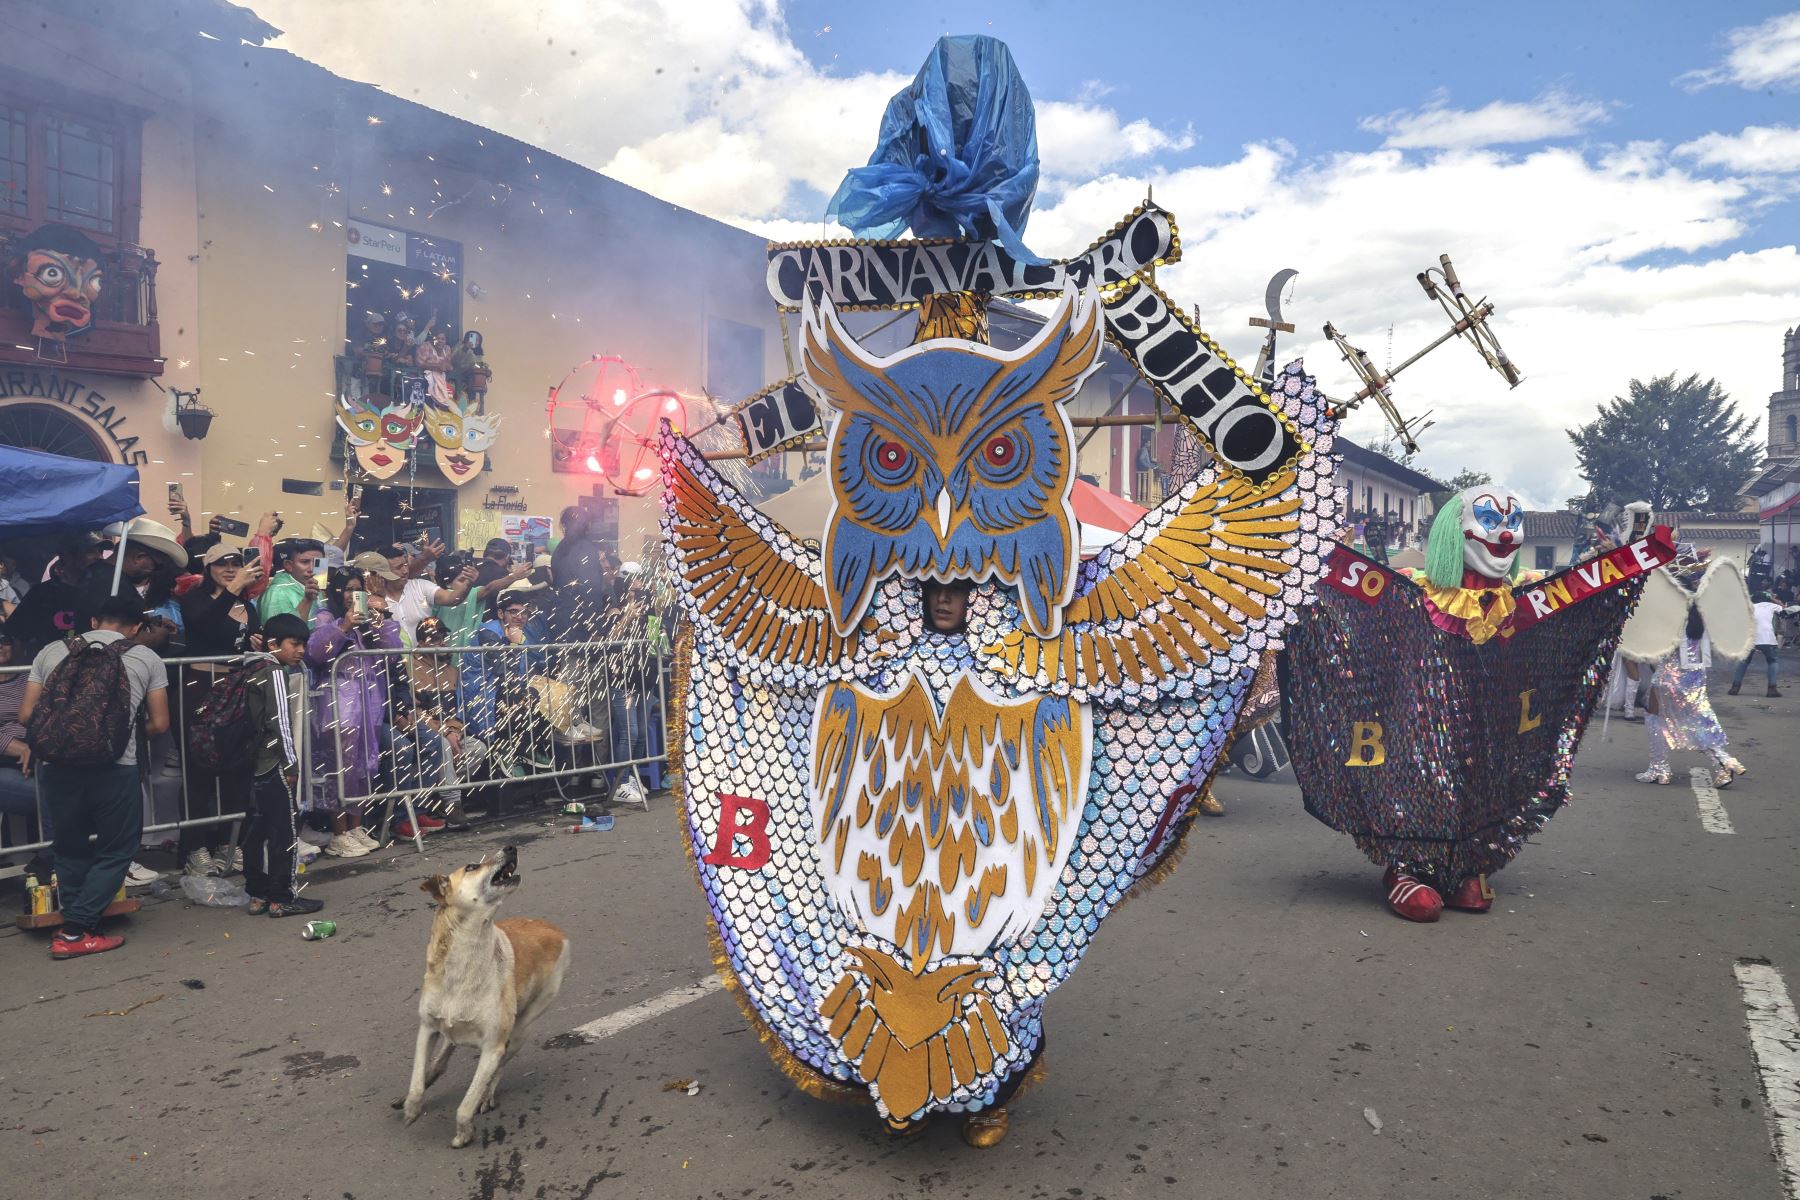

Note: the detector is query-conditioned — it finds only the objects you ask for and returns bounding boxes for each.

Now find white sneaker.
[349,827,380,851]
[184,848,219,878]
[324,833,370,858]
[124,862,161,887]
[616,775,648,808]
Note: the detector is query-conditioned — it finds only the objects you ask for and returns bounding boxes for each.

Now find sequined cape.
[1282,554,1646,886]
[659,361,1344,1124]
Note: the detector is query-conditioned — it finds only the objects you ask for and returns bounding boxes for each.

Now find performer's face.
[1460,489,1524,579]
[922,581,972,632]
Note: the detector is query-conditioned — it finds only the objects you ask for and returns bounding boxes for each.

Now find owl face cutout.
[801,284,1103,638]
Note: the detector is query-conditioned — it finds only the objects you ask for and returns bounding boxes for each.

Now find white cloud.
[1360,88,1610,150]
[248,1,1798,507]
[1679,10,1800,91]
[1024,142,1797,507]
[1676,124,1800,173]
[1036,101,1194,179]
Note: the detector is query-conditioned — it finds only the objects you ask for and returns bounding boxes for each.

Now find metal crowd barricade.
[0,637,675,874]
[323,637,671,853]
[0,652,296,882]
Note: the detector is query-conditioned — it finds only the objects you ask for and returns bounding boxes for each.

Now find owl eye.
[873,440,910,472]
[983,435,1016,468]
[973,429,1029,482]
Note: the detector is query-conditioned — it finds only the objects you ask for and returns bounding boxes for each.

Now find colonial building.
[1741,324,1800,573]
[1334,438,1443,546]
[0,0,791,559]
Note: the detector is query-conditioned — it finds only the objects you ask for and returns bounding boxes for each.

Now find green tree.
[1567,373,1761,511]
[1444,468,1493,492]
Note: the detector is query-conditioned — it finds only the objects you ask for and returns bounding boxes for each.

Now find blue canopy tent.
[0,445,144,541]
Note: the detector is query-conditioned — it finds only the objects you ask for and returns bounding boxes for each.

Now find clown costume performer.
[1615,553,1755,788]
[1282,486,1676,922]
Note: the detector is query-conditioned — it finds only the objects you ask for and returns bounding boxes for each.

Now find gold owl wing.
[661,429,867,682]
[978,465,1328,702]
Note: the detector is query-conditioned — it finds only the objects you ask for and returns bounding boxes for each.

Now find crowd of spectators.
[0,497,674,945]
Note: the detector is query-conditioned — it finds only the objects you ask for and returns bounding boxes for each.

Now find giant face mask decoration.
[14,225,103,341]
[432,408,500,485]
[342,401,419,480]
[1459,487,1524,580]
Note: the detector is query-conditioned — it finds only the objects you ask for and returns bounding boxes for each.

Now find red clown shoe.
[1382,866,1443,923]
[1443,874,1494,913]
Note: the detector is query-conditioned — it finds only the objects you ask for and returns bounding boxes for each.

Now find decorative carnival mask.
[433,409,501,485]
[14,224,103,341]
[800,284,1102,638]
[338,394,419,480]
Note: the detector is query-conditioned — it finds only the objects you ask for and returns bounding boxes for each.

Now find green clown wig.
[1424,490,1522,588]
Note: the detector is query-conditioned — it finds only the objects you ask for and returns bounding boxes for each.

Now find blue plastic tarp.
[827,34,1042,262]
[0,445,143,540]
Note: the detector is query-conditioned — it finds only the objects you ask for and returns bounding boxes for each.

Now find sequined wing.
[978,361,1341,706]
[661,428,872,685]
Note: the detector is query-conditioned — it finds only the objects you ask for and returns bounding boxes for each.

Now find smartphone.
[214,516,249,537]
[349,483,363,509]
[351,591,370,619]
[167,482,184,507]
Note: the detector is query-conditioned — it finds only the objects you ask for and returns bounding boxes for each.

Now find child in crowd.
[242,613,322,917]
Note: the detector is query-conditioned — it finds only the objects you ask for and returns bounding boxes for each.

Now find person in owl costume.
[659,280,1342,1144]
[1283,485,1675,923]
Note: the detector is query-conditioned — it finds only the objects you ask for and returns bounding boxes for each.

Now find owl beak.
[934,489,952,539]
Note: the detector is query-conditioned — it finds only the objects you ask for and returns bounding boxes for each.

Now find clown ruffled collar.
[1421,569,1517,646]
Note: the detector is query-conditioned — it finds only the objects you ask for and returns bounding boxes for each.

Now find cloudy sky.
[251,0,1800,506]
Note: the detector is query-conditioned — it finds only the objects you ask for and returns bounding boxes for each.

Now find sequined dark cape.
[1282,557,1645,885]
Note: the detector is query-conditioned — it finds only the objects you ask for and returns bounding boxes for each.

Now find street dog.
[395,846,570,1147]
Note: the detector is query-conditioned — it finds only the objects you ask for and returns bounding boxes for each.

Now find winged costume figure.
[1615,552,1755,787]
[1282,486,1677,923]
[660,284,1343,1141]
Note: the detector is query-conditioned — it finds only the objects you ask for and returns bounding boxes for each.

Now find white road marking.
[565,977,724,1043]
[1689,767,1735,834]
[1734,959,1800,1198]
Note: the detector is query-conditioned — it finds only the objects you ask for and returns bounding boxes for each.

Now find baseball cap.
[349,550,401,581]
[201,543,247,566]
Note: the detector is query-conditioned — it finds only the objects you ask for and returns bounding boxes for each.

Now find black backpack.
[27,637,138,767]
[186,662,263,774]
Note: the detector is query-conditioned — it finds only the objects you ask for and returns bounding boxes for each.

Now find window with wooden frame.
[0,88,142,245]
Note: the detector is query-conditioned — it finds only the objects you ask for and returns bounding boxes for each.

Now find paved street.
[1,669,1795,1200]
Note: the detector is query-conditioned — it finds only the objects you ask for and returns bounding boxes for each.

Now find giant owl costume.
[659,280,1345,1133]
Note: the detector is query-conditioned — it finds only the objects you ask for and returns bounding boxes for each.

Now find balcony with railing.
[0,230,162,378]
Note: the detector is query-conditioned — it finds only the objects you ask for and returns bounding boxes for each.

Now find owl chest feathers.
[809,662,1093,965]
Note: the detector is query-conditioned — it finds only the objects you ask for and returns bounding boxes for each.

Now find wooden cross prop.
[1320,253,1523,455]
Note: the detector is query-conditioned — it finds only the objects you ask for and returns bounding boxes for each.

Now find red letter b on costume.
[703,794,772,870]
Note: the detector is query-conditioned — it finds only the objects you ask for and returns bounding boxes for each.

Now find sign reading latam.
[765,203,1178,312]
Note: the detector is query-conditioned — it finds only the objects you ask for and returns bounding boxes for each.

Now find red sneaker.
[393,819,422,839]
[1443,875,1494,913]
[1382,868,1442,923]
[51,930,125,959]
[414,812,447,831]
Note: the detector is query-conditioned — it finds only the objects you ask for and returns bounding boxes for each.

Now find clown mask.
[15,234,103,340]
[1459,487,1524,580]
